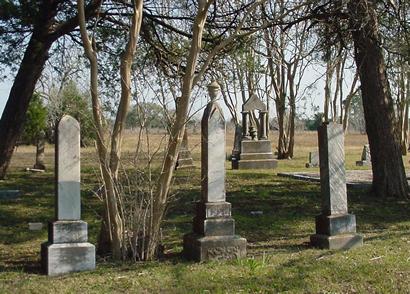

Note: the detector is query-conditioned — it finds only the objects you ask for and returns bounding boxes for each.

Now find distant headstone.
[356,144,371,166]
[34,130,46,170]
[29,222,44,231]
[233,94,277,169]
[310,122,363,250]
[183,81,246,261]
[305,151,319,168]
[176,129,195,169]
[0,190,21,200]
[41,115,95,276]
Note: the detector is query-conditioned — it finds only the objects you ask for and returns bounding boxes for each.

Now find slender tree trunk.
[349,0,408,198]
[342,72,359,132]
[149,1,213,259]
[324,59,333,122]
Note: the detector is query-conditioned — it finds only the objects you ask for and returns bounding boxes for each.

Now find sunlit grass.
[0,131,409,293]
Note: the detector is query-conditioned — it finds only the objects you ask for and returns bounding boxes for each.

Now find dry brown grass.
[7,130,410,174]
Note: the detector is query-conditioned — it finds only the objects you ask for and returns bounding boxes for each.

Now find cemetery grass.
[1,132,410,293]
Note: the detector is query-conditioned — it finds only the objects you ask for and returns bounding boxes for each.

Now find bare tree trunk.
[324,58,333,122]
[402,71,410,155]
[0,35,52,179]
[0,1,101,179]
[342,72,360,132]
[349,0,408,198]
[149,0,213,259]
[78,0,144,259]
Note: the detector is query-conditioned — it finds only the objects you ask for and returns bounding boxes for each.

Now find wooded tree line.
[0,0,409,260]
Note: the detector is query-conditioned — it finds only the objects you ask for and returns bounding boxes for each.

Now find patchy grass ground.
[1,131,410,293]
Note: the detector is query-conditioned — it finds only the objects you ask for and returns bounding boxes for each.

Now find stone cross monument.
[310,122,363,249]
[183,81,246,261]
[41,115,95,276]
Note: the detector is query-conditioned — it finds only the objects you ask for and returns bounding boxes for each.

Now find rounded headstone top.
[207,81,221,102]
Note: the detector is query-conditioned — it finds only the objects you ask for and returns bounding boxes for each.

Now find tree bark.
[348,0,409,198]
[0,32,52,179]
[0,1,101,179]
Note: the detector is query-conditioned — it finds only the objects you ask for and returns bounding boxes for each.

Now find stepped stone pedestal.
[176,129,194,169]
[237,140,277,169]
[310,122,363,250]
[184,81,246,261]
[232,94,277,170]
[41,115,95,276]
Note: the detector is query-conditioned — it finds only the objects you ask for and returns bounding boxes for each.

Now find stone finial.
[207,81,221,102]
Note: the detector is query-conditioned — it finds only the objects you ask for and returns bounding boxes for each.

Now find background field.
[1,131,409,293]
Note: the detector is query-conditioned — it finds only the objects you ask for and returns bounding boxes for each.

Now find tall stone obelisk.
[183,81,247,261]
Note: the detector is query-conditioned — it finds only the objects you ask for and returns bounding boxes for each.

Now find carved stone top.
[242,94,267,112]
[207,81,221,102]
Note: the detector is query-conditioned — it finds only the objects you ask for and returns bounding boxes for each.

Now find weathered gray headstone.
[356,144,371,166]
[305,151,319,168]
[29,222,44,231]
[310,122,363,250]
[41,115,95,276]
[176,128,195,169]
[183,81,246,261]
[34,130,46,170]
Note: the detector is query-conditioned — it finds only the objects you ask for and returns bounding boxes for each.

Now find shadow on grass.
[1,168,410,273]
[0,255,43,274]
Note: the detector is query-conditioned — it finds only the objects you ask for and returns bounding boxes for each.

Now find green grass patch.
[1,152,410,293]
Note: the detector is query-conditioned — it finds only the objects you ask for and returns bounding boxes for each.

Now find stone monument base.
[41,242,95,276]
[234,140,278,170]
[310,233,363,250]
[311,213,363,250]
[41,221,95,276]
[183,233,246,261]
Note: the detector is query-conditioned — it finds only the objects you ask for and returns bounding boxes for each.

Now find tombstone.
[310,122,363,250]
[176,129,195,169]
[33,130,46,170]
[29,222,44,231]
[183,81,246,261]
[0,190,21,200]
[41,115,95,276]
[305,151,319,168]
[232,94,277,169]
[356,144,371,166]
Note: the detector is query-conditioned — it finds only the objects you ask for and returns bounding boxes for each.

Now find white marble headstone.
[56,115,81,220]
